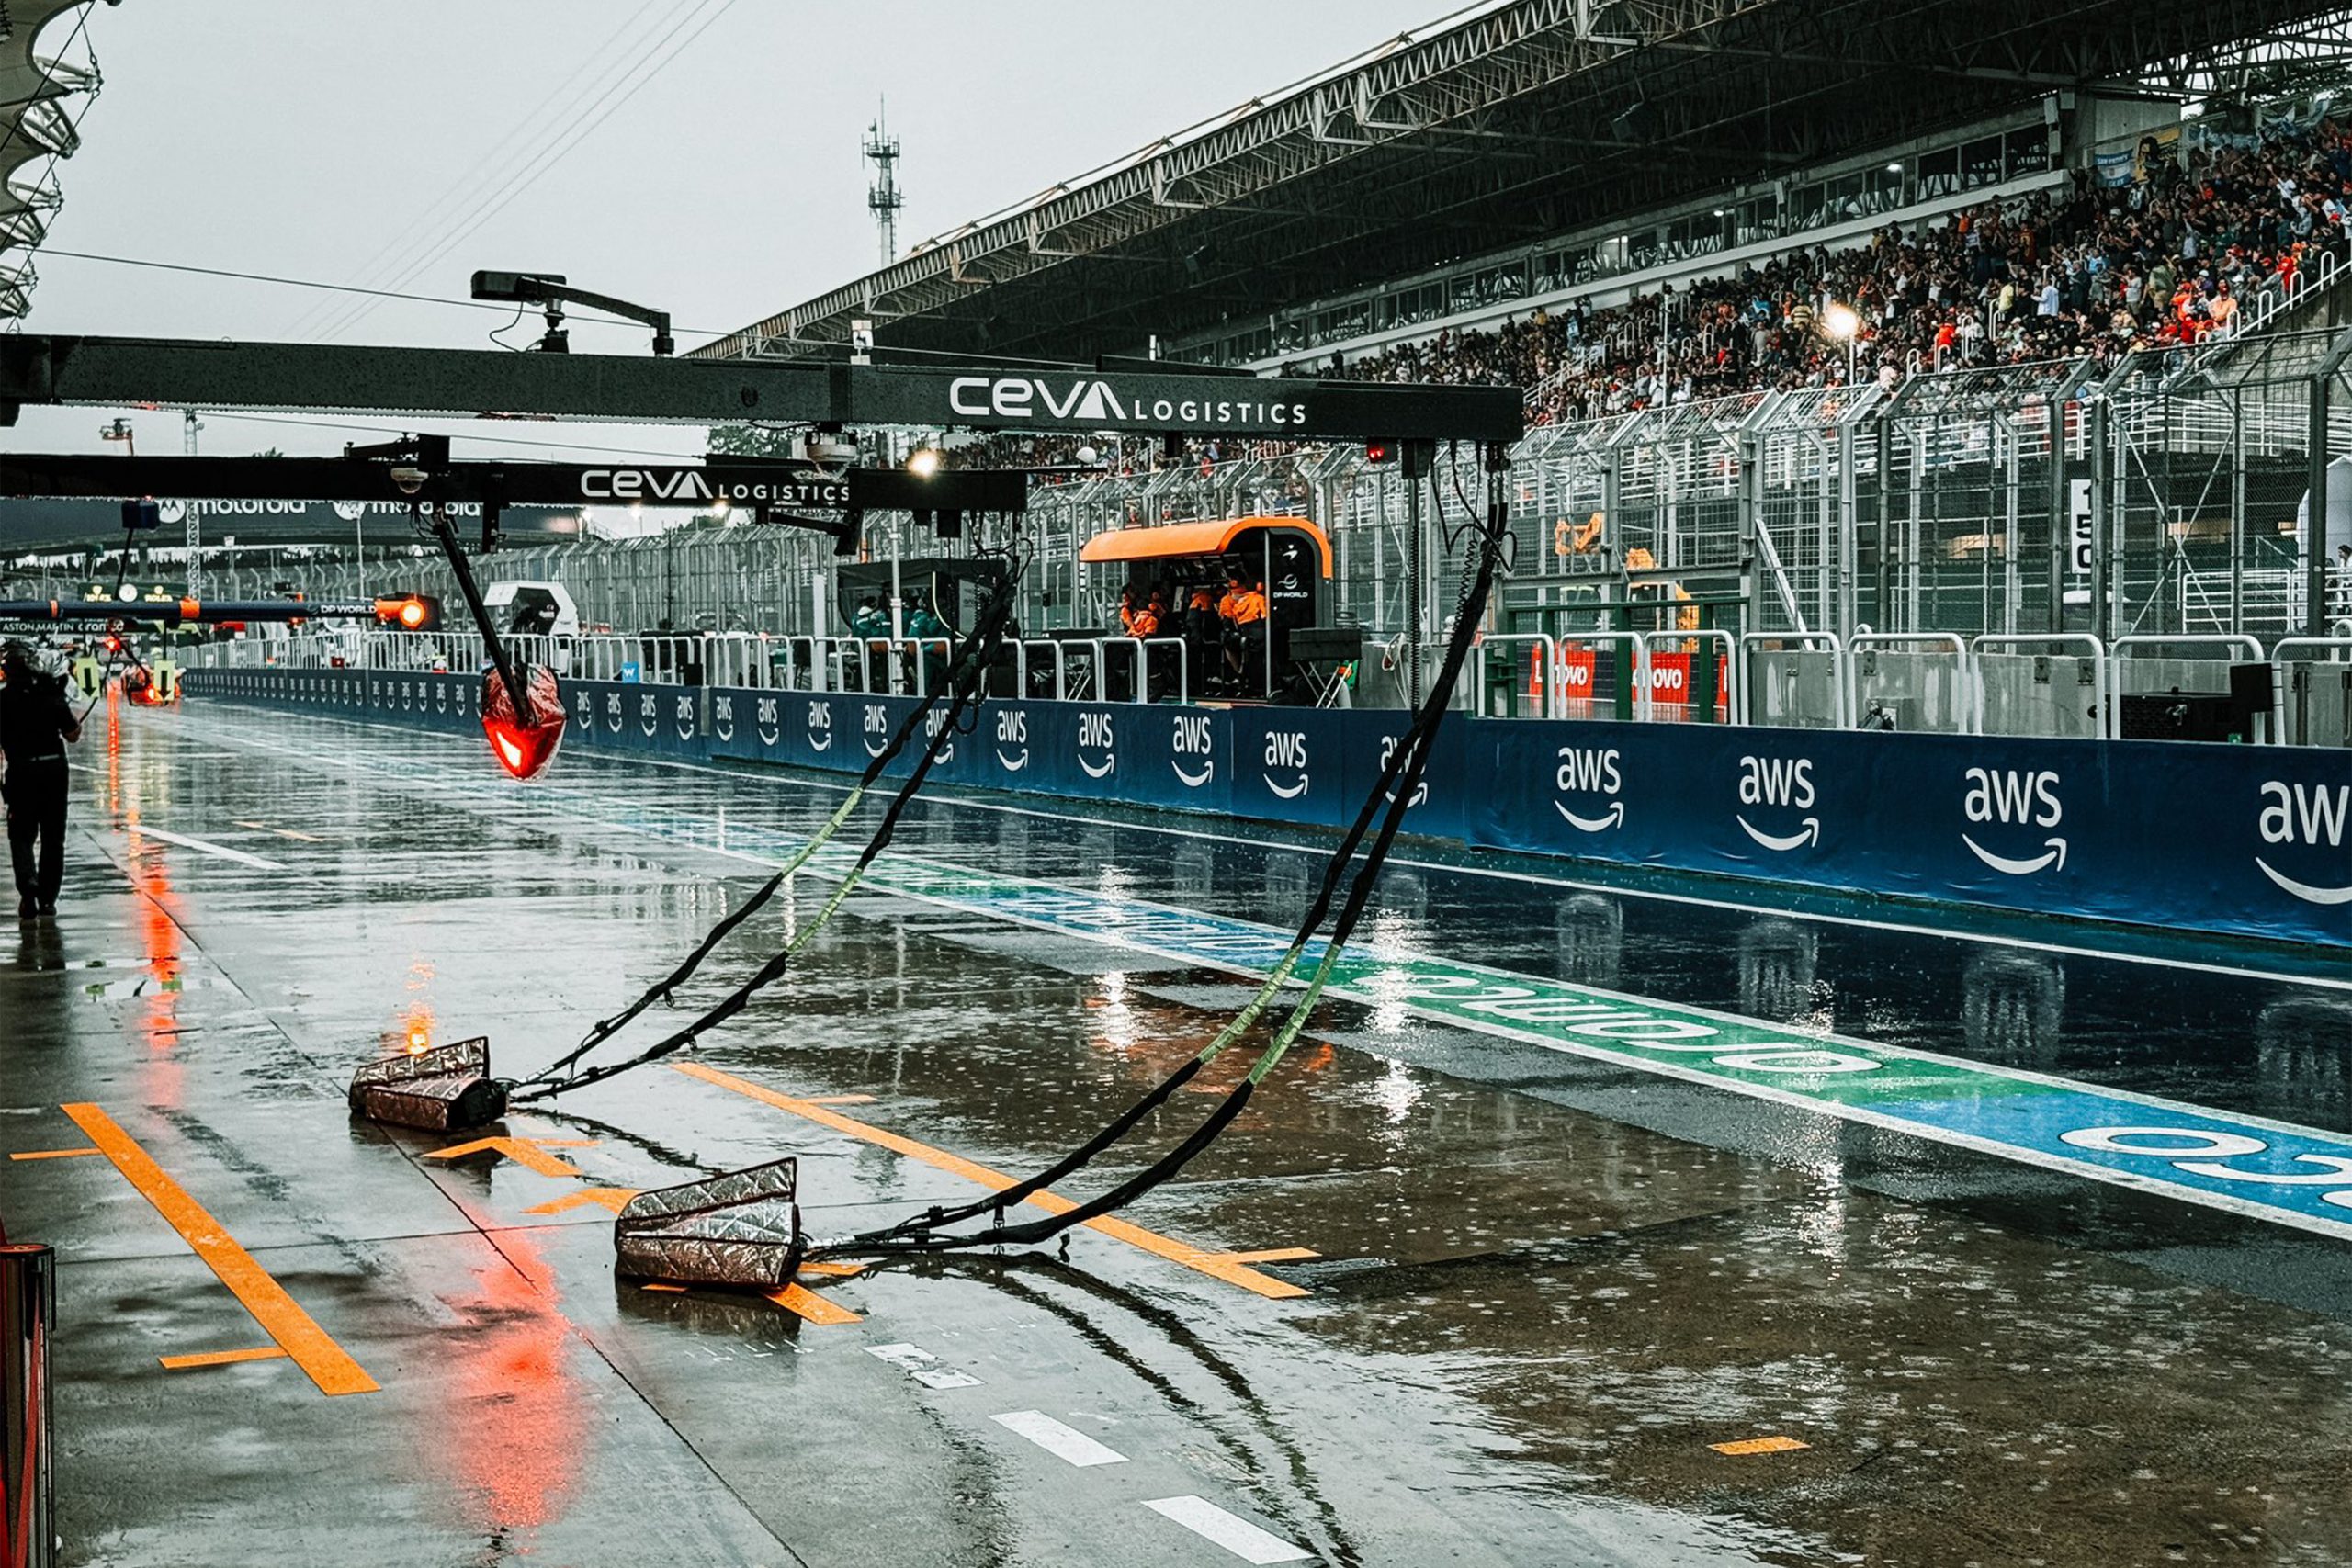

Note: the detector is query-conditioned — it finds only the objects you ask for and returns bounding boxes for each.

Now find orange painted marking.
[1711,1436,1811,1456]
[9,1147,103,1161]
[802,1094,878,1105]
[422,1136,597,1179]
[639,1282,687,1293]
[766,1283,862,1325]
[1201,1247,1320,1265]
[522,1187,639,1216]
[158,1346,289,1371]
[673,1064,1311,1300]
[797,1259,867,1279]
[62,1102,378,1397]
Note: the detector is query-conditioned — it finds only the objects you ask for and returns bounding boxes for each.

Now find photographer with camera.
[1,640,83,919]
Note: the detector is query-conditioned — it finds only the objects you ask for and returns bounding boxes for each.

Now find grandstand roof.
[1,0,103,320]
[699,0,2352,367]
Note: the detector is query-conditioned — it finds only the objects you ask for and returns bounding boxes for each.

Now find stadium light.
[1821,302,1862,384]
[907,446,943,478]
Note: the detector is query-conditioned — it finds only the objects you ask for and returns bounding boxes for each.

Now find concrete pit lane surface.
[5,697,2350,1567]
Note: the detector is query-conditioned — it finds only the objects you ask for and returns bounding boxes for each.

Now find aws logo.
[862,703,889,758]
[994,708,1029,772]
[604,690,625,735]
[1555,745,1623,832]
[1263,730,1310,799]
[2257,781,2351,906]
[754,696,780,747]
[1736,755,1820,852]
[1077,709,1116,779]
[1172,714,1215,789]
[806,700,832,752]
[713,694,736,742]
[1962,767,2067,875]
[674,694,696,741]
[1375,733,1430,807]
[922,705,955,764]
[639,691,660,739]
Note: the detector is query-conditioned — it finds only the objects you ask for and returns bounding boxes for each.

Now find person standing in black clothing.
[0,641,82,919]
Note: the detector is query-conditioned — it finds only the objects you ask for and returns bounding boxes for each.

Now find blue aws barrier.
[182,668,2350,949]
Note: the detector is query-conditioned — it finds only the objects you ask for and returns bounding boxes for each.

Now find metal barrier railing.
[2275,636,2352,749]
[2,1241,56,1568]
[1476,634,1559,719]
[1740,630,1849,729]
[1849,631,1973,734]
[167,627,2352,749]
[1636,627,1738,726]
[1973,633,2109,740]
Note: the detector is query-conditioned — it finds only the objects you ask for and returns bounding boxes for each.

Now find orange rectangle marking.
[765,1283,862,1325]
[9,1147,104,1161]
[1711,1435,1810,1456]
[673,1064,1309,1300]
[159,1346,290,1371]
[62,1102,379,1396]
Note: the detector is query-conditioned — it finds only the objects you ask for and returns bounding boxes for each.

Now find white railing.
[1636,627,1739,726]
[1740,630,1849,729]
[1973,633,2109,740]
[1849,631,1973,734]
[183,627,2352,748]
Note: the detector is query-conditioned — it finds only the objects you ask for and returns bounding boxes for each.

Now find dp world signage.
[845,366,1525,444]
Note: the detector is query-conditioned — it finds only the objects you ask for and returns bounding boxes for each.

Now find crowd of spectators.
[1337,118,2352,423]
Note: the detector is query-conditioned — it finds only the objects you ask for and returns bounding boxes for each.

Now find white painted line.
[1142,1497,1311,1563]
[865,1341,982,1389]
[126,824,285,871]
[990,1410,1127,1468]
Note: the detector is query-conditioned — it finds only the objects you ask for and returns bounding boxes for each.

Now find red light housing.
[481,664,567,781]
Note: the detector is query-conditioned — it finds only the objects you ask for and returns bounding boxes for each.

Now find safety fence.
[187,630,2352,747]
[179,666,2352,951]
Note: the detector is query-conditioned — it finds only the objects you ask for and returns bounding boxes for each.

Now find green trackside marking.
[202,715,2352,1242]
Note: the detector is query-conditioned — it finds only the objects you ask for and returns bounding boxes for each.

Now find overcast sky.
[10,0,1443,458]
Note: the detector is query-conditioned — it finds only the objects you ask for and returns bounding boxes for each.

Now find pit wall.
[181,668,2351,951]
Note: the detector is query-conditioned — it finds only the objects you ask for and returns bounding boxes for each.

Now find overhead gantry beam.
[0,333,1524,443]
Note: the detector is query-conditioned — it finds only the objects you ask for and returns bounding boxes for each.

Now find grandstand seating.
[1339,118,2352,424]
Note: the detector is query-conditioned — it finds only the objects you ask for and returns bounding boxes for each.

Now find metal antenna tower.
[865,103,902,265]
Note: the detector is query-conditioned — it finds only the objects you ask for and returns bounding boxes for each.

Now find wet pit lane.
[4,698,2350,1567]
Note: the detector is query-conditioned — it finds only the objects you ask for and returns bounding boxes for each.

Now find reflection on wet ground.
[2,701,2347,1567]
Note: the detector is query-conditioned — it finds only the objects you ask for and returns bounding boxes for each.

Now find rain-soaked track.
[6,696,2351,1567]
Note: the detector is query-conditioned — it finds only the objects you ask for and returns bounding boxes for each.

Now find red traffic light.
[373,594,442,632]
[1364,440,1396,465]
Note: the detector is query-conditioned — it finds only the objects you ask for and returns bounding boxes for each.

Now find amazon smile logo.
[1736,754,1820,852]
[1077,709,1116,779]
[1962,766,2068,875]
[1171,713,1216,789]
[993,708,1029,772]
[806,700,832,752]
[862,703,889,758]
[2257,780,2351,905]
[1554,744,1623,833]
[1261,729,1310,799]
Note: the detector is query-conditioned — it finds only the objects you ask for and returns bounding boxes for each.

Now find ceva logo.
[2257,780,2352,905]
[1172,714,1215,789]
[1077,709,1116,779]
[1263,730,1310,799]
[806,700,831,752]
[1555,745,1623,832]
[1962,767,2067,875]
[1736,754,1820,852]
[994,708,1029,772]
[862,703,889,758]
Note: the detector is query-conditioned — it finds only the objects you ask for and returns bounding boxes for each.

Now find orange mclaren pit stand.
[1079,516,1336,702]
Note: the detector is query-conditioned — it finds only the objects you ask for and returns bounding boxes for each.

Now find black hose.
[823,470,1512,1258]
